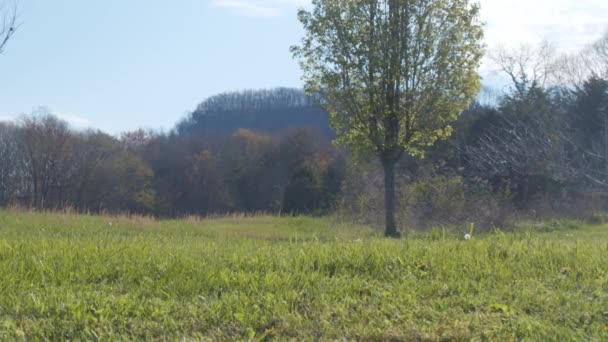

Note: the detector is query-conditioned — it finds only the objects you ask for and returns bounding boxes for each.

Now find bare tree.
[593,30,608,64]
[467,41,608,204]
[19,110,75,208]
[464,105,564,202]
[554,30,608,87]
[490,41,559,97]
[0,122,23,205]
[467,43,569,205]
[0,0,17,54]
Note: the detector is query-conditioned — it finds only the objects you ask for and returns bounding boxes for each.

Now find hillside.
[176,88,333,137]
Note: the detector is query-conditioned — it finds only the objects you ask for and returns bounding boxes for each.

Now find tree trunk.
[604,112,608,174]
[382,159,400,238]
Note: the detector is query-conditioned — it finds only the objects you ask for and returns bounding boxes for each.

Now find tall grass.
[0,210,607,340]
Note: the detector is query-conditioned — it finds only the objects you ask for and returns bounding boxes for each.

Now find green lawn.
[0,210,607,340]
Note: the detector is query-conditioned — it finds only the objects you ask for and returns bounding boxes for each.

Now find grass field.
[0,210,607,340]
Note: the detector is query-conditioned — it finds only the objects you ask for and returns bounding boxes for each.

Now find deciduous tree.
[292,0,484,236]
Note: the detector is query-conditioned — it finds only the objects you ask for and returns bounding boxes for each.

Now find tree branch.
[0,0,18,54]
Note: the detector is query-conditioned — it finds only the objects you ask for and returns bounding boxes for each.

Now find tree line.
[0,43,606,225]
[1,0,607,230]
[0,91,345,216]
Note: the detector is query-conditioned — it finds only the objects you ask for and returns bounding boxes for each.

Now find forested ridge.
[0,89,342,217]
[177,88,332,137]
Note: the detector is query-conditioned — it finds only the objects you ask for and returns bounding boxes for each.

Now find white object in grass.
[464,233,471,240]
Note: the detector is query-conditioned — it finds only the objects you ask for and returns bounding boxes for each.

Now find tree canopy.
[292,0,485,236]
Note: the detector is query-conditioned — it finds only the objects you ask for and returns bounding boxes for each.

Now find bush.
[399,176,466,227]
[337,169,515,231]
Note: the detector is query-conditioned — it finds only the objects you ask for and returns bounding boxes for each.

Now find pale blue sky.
[1,0,607,134]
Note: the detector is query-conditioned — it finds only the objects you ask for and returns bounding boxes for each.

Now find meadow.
[0,210,607,340]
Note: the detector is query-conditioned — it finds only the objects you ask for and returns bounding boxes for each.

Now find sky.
[0,0,607,134]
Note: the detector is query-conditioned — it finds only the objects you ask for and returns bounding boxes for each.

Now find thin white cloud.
[479,0,608,52]
[477,0,608,85]
[0,113,16,122]
[211,0,281,17]
[54,112,92,129]
[211,0,608,50]
[210,0,307,17]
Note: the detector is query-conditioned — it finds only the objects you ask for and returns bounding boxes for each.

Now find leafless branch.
[553,30,608,88]
[490,41,558,95]
[0,0,18,54]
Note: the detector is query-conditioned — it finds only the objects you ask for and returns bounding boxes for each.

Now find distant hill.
[176,88,333,137]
